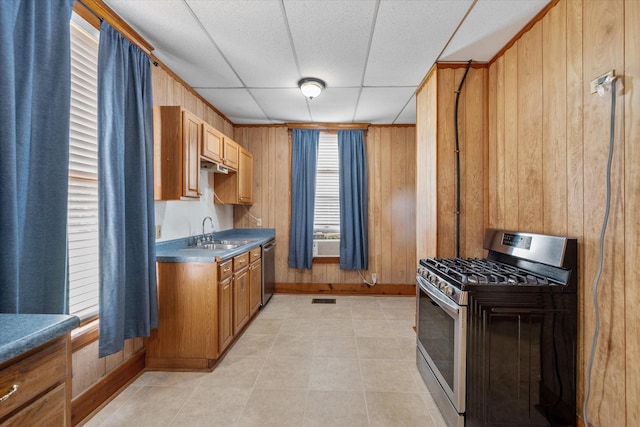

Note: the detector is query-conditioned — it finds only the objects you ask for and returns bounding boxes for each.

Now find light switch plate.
[155,225,162,239]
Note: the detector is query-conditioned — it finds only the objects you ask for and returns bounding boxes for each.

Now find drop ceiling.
[103,0,550,125]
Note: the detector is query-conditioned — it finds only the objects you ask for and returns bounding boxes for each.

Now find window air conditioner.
[313,239,340,257]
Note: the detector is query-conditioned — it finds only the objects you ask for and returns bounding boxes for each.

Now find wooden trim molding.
[76,0,153,54]
[71,319,99,352]
[488,0,561,65]
[71,349,145,426]
[312,257,339,264]
[74,0,235,128]
[275,283,416,296]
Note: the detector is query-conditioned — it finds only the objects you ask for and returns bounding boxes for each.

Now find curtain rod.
[286,122,370,131]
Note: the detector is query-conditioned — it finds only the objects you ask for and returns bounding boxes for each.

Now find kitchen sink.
[188,239,257,250]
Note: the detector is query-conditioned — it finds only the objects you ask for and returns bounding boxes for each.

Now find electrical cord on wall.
[583,77,618,427]
[213,190,262,226]
[454,60,472,258]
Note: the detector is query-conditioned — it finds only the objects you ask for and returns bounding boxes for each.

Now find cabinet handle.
[223,267,231,273]
[0,385,18,403]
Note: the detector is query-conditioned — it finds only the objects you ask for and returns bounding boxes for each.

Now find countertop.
[155,228,275,263]
[0,314,80,365]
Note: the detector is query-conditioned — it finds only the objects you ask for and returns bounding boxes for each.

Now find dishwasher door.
[262,239,276,306]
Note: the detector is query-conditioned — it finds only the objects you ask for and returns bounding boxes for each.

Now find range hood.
[201,160,229,174]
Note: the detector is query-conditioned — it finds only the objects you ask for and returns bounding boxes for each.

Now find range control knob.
[438,280,446,290]
[444,286,454,297]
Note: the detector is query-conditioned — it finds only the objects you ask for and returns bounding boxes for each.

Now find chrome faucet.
[202,216,214,241]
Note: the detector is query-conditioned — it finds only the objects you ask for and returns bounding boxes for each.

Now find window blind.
[68,16,99,321]
[314,133,340,231]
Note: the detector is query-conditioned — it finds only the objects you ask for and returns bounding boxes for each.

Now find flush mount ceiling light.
[298,78,325,99]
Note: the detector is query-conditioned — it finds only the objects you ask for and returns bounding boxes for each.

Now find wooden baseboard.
[71,349,145,426]
[274,282,416,296]
[145,356,215,372]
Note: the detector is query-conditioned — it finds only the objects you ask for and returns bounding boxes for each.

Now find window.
[313,132,340,257]
[67,14,99,321]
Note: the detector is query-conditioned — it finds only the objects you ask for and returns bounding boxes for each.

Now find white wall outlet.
[371,273,377,285]
[256,218,262,226]
[155,224,162,239]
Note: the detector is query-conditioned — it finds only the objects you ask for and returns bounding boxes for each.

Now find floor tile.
[303,390,368,427]
[314,335,358,358]
[236,389,307,427]
[356,336,404,360]
[169,387,251,426]
[366,391,435,427]
[360,359,420,393]
[86,294,448,427]
[254,355,312,390]
[199,354,264,389]
[309,358,363,391]
[98,386,191,427]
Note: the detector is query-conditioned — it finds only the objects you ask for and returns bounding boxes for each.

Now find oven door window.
[418,288,456,390]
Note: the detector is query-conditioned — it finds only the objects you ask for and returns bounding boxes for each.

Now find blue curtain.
[338,130,368,270]
[98,22,157,357]
[0,0,74,313]
[288,129,319,269]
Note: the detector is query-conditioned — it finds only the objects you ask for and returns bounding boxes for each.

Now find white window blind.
[68,16,99,321]
[314,133,340,233]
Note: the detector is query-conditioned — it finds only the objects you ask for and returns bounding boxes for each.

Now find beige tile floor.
[84,294,447,427]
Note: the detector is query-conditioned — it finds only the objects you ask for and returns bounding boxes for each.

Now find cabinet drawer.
[0,338,66,420]
[249,247,261,262]
[218,259,233,281]
[2,383,65,427]
[233,252,249,272]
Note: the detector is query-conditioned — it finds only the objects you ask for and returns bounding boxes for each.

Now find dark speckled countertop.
[0,314,80,365]
[155,228,276,263]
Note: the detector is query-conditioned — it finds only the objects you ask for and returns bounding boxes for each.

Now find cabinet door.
[222,138,239,170]
[218,276,233,353]
[238,148,253,205]
[182,110,201,198]
[202,123,223,164]
[249,258,262,316]
[233,268,250,333]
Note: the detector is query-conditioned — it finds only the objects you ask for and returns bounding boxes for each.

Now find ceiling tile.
[250,88,311,123]
[103,0,241,88]
[354,87,416,124]
[187,0,298,88]
[439,0,551,62]
[307,88,361,123]
[284,0,377,87]
[394,94,416,124]
[364,0,473,86]
[197,88,268,123]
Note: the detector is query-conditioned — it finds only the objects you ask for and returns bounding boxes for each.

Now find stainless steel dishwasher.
[261,239,276,306]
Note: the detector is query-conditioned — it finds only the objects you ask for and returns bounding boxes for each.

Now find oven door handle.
[417,275,460,316]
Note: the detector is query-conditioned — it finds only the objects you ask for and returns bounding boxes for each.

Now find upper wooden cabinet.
[201,122,223,164]
[214,146,254,205]
[222,137,239,171]
[238,148,254,204]
[153,106,201,200]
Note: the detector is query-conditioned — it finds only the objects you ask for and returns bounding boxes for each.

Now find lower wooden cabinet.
[249,257,262,316]
[218,275,233,354]
[0,336,71,426]
[148,247,264,371]
[146,262,218,371]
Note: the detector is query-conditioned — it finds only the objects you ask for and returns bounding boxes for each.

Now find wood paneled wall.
[233,125,417,287]
[487,0,638,425]
[415,65,488,260]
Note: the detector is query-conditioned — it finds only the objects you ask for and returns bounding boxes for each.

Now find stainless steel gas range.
[416,229,577,427]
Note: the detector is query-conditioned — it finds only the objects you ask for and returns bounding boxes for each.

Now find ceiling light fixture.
[298,78,325,99]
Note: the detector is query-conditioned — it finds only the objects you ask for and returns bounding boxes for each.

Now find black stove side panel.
[466,290,577,427]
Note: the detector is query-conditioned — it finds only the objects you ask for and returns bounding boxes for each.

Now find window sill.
[71,319,99,352]
[313,256,339,264]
